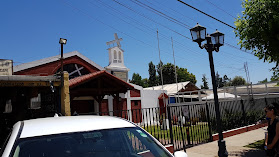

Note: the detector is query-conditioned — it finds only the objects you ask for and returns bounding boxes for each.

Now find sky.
[0,0,276,88]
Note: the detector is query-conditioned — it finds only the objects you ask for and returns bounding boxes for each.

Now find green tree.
[156,62,196,85]
[231,76,246,86]
[156,61,164,85]
[201,74,209,89]
[148,61,158,86]
[235,0,279,66]
[271,68,279,81]
[270,68,279,85]
[162,63,176,84]
[130,73,143,86]
[223,75,232,87]
[157,62,176,84]
[142,78,149,88]
[259,78,268,83]
[177,67,197,84]
[216,72,224,88]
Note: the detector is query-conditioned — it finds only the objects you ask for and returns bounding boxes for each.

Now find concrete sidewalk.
[185,127,267,157]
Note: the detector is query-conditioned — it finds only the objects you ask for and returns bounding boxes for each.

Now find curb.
[212,122,268,141]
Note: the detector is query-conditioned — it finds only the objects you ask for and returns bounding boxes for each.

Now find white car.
[1,115,187,157]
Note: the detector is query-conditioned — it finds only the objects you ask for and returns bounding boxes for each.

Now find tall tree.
[259,78,268,84]
[223,75,231,87]
[130,73,143,86]
[215,72,224,88]
[148,61,158,86]
[235,0,279,66]
[156,62,196,85]
[177,67,197,84]
[162,63,176,84]
[142,78,149,88]
[270,68,279,85]
[271,68,279,82]
[231,76,246,86]
[201,74,209,89]
[156,61,164,85]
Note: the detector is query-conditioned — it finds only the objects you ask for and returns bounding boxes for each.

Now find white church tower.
[105,33,129,82]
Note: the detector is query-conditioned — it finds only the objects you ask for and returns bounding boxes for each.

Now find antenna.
[157,29,166,109]
[172,37,179,103]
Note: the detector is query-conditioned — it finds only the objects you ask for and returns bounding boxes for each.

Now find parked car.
[1,115,187,157]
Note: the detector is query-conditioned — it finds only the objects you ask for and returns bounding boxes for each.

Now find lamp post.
[59,38,67,86]
[190,23,228,157]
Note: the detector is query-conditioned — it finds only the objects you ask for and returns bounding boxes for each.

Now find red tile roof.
[69,70,134,89]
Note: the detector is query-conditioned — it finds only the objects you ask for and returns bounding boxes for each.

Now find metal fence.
[207,97,279,133]
[82,96,279,152]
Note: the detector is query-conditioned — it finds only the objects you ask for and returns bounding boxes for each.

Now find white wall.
[142,89,166,108]
[140,89,168,125]
[108,95,113,116]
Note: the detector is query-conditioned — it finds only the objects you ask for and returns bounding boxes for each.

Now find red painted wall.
[159,99,166,115]
[14,56,100,76]
[100,99,109,115]
[113,98,127,118]
[131,100,142,123]
[130,89,141,97]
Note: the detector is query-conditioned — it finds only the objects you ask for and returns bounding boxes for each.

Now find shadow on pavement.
[241,149,266,157]
[229,149,266,157]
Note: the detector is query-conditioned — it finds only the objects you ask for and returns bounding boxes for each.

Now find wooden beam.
[72,88,127,93]
[0,81,60,87]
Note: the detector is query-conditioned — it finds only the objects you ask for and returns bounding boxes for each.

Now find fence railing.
[80,96,279,152]
[207,97,279,133]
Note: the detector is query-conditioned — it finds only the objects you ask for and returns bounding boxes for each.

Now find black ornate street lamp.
[190,23,228,157]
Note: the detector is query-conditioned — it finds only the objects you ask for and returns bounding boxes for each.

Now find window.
[118,51,122,63]
[30,94,41,109]
[3,99,12,113]
[56,64,90,79]
[113,50,117,63]
[10,127,171,157]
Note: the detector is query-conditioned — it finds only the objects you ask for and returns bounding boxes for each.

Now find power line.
[143,0,197,24]
[225,43,253,55]
[63,0,262,77]
[93,0,155,35]
[126,0,250,56]
[176,0,236,29]
[61,0,156,47]
[101,0,254,66]
[112,0,192,39]
[204,0,236,19]
[64,0,204,66]
[130,0,191,29]
[68,0,208,65]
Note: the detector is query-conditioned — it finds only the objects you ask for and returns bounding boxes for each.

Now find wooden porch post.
[61,72,71,116]
[93,95,104,115]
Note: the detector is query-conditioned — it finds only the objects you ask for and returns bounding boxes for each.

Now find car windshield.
[10,127,172,157]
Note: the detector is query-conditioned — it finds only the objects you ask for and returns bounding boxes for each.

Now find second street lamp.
[190,23,228,157]
[59,38,67,75]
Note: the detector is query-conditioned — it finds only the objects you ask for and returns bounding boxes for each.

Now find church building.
[13,33,148,121]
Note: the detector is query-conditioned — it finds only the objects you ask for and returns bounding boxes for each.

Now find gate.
[167,104,212,151]
[88,104,212,152]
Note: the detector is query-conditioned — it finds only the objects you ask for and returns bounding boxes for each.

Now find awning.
[69,70,134,97]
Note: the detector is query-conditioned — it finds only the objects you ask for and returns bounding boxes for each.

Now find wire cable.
[176,0,236,29]
[204,0,236,19]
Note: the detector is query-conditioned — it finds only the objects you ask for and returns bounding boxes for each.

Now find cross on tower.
[106,33,123,48]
